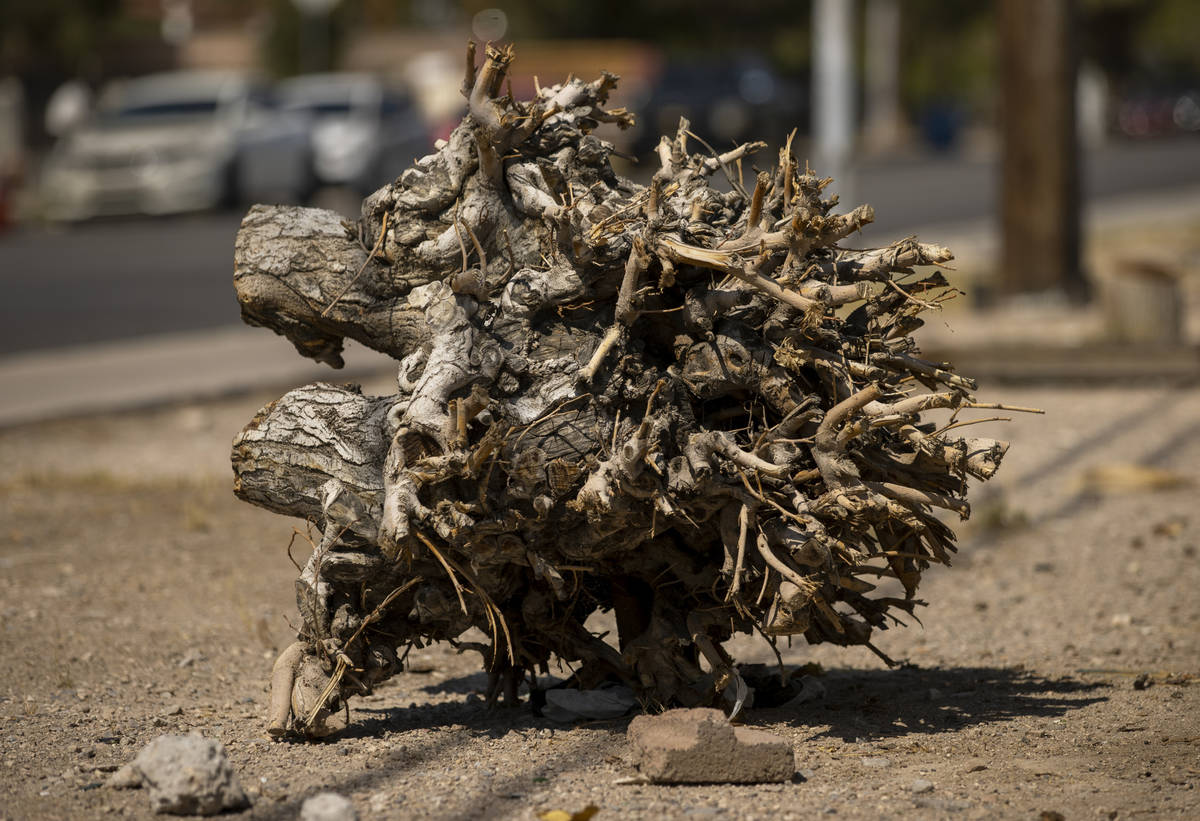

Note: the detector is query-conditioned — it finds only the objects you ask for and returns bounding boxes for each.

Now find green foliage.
[1081,0,1200,85]
[261,0,357,78]
[0,0,124,73]
[492,0,814,66]
[899,1,996,116]
[1133,0,1200,77]
[892,0,1200,120]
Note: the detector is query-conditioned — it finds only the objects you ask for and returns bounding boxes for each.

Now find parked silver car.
[41,71,311,221]
[278,73,431,195]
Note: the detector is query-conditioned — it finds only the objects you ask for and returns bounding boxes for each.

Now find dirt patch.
[1,384,1198,819]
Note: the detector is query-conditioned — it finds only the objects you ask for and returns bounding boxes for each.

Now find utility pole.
[998,0,1085,299]
[863,0,902,154]
[813,0,856,203]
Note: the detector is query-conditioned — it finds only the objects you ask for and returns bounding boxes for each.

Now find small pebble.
[105,763,141,790]
[300,791,358,821]
[860,757,891,769]
[177,650,204,668]
[910,779,935,794]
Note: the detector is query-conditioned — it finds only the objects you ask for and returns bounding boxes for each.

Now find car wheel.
[296,149,320,205]
[220,160,241,210]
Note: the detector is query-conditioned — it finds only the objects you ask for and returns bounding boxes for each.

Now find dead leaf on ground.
[539,806,599,821]
[1075,463,1192,495]
[1152,516,1188,537]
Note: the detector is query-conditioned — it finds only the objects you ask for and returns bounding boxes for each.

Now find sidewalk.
[0,326,394,428]
[909,184,1200,383]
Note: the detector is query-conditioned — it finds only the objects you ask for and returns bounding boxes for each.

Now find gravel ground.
[1,379,1198,820]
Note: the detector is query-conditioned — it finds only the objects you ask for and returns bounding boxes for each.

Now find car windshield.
[282,90,371,116]
[281,76,380,117]
[291,100,355,116]
[96,97,222,127]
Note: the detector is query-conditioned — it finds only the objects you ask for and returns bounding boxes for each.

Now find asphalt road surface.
[2,137,1197,355]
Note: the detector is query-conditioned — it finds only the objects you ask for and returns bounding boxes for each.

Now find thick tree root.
[267,642,304,737]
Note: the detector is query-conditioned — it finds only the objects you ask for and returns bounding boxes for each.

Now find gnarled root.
[233,41,1027,737]
[267,641,304,738]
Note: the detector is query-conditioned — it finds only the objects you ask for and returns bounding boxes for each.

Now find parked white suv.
[279,73,431,195]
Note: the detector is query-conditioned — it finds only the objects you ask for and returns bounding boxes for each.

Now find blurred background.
[1,0,1198,424]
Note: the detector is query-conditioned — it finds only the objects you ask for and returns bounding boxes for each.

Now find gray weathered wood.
[232,42,1022,737]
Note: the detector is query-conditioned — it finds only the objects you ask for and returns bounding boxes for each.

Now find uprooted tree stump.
[232,43,1025,738]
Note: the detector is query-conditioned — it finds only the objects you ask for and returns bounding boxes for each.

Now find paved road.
[0,212,245,354]
[1,136,1197,355]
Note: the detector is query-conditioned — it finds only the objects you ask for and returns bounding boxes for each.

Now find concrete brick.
[627,708,794,783]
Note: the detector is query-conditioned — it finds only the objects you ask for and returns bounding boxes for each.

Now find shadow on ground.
[261,697,619,821]
[766,665,1109,742]
[254,665,1107,819]
[418,670,491,696]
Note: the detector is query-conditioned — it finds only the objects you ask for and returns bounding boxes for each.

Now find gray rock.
[130,733,248,816]
[542,685,637,722]
[910,778,935,794]
[859,756,892,769]
[300,792,358,821]
[627,708,794,784]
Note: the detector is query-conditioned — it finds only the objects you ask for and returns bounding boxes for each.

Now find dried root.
[231,43,1028,737]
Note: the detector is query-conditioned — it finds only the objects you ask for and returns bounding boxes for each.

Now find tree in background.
[0,0,166,145]
[0,0,126,78]
[3,0,1198,146]
[1084,0,1200,83]
[261,0,357,78]
[895,1,995,149]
